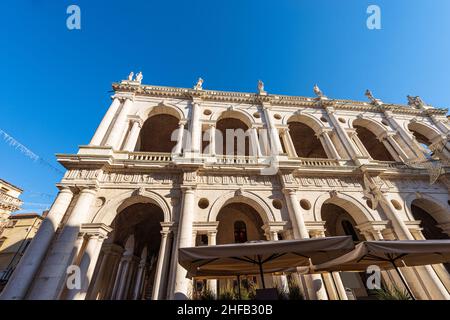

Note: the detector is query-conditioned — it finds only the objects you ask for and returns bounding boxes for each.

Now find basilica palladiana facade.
[1,73,449,300]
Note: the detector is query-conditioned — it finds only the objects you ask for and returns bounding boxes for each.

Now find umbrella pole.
[237,275,242,300]
[391,263,415,300]
[257,255,266,289]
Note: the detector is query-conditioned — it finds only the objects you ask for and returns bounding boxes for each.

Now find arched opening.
[137,114,179,152]
[88,203,165,300]
[410,199,450,273]
[287,121,328,158]
[216,202,265,244]
[321,202,374,299]
[215,118,251,156]
[213,201,266,297]
[407,123,437,156]
[354,125,395,161]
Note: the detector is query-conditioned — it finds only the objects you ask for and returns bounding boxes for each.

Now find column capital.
[56,186,75,194]
[181,185,197,193]
[305,221,327,238]
[128,115,144,127]
[282,188,298,196]
[80,223,112,239]
[179,119,188,126]
[160,221,175,234]
[114,93,135,103]
[355,221,390,238]
[77,186,99,196]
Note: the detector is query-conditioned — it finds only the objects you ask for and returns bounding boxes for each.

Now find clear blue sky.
[1,0,449,213]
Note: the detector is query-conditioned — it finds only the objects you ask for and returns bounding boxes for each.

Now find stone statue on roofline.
[407,95,425,109]
[127,72,134,81]
[257,80,267,95]
[135,71,143,83]
[194,77,204,90]
[365,89,382,105]
[313,84,326,99]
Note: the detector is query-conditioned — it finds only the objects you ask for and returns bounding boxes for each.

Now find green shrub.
[375,284,413,300]
[287,279,304,300]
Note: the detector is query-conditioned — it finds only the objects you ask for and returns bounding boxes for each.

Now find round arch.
[352,117,388,137]
[404,192,450,224]
[207,190,275,223]
[211,109,254,128]
[407,121,442,144]
[137,102,185,122]
[91,189,172,226]
[284,113,324,134]
[313,192,376,224]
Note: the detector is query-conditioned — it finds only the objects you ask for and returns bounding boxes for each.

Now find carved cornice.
[112,82,448,116]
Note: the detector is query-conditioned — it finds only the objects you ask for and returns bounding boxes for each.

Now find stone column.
[385,133,410,161]
[105,97,134,149]
[282,189,328,300]
[382,111,422,158]
[67,223,111,300]
[379,195,450,299]
[348,130,371,158]
[152,225,172,300]
[123,117,143,152]
[90,97,122,146]
[88,243,123,300]
[267,230,289,294]
[209,124,216,156]
[115,254,134,300]
[325,107,361,160]
[173,121,186,155]
[283,189,309,239]
[377,134,402,161]
[309,228,347,300]
[318,129,341,160]
[132,256,147,300]
[27,187,98,300]
[190,101,201,154]
[174,186,196,300]
[0,187,74,300]
[207,231,218,298]
[249,127,262,157]
[262,104,283,155]
[280,128,296,157]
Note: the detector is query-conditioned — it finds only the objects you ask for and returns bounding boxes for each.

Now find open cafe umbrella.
[178,236,354,289]
[312,240,450,299]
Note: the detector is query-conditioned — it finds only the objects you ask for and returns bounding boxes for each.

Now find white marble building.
[1,74,449,300]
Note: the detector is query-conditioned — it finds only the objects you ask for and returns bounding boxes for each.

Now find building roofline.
[0,179,23,192]
[111,82,448,116]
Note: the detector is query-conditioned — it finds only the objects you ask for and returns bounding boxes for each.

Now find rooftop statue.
[194,77,204,90]
[135,71,143,83]
[257,80,266,94]
[407,95,425,108]
[313,84,325,98]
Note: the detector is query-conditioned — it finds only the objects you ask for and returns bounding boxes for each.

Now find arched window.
[341,220,359,241]
[288,121,328,158]
[234,220,248,243]
[354,125,394,161]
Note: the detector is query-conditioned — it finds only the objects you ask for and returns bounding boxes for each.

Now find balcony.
[127,152,172,163]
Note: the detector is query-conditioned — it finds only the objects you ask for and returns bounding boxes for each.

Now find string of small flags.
[0,128,64,175]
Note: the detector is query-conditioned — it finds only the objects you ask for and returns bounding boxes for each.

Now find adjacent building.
[2,75,449,300]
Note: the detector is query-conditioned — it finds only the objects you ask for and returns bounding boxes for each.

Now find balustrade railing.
[127,152,172,162]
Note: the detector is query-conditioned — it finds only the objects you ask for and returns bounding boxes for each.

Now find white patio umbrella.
[178,236,354,289]
[313,240,450,299]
